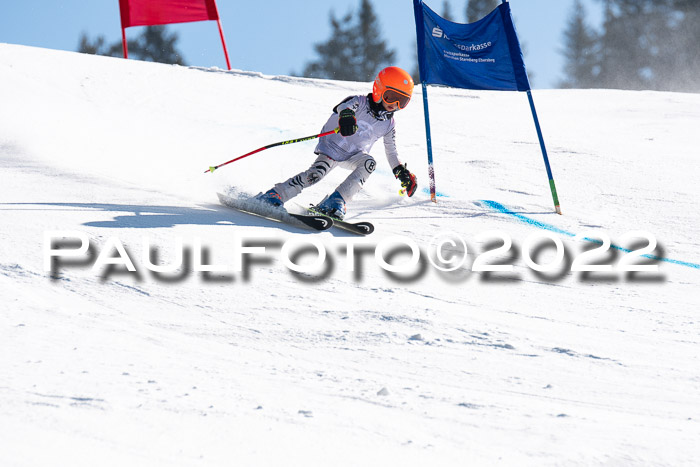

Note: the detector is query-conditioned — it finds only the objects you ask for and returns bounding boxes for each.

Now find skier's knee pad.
[361,156,376,175]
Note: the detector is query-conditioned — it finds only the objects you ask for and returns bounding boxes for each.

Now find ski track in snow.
[1,44,699,466]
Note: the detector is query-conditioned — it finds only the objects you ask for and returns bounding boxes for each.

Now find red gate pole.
[216,19,231,70]
[121,27,129,59]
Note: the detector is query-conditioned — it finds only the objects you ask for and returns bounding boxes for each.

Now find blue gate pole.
[504,0,561,214]
[421,82,437,203]
[527,90,562,214]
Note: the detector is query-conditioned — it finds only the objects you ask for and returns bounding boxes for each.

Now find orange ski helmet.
[372,66,414,110]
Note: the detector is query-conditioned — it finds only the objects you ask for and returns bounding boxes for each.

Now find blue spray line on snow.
[480,199,700,270]
[422,187,449,198]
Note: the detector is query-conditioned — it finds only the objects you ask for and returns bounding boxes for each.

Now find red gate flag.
[118,0,231,69]
[119,0,219,28]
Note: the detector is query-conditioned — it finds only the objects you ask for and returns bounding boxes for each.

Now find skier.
[255,66,418,220]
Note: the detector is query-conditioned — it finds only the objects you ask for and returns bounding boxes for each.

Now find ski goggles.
[382,87,411,109]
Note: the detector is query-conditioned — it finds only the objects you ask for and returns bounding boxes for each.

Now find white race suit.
[270,94,402,204]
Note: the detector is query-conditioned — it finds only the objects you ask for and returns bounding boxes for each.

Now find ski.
[217,193,333,231]
[306,206,374,236]
[332,218,375,235]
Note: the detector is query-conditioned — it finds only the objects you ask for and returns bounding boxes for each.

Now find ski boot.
[313,190,346,220]
[255,189,284,208]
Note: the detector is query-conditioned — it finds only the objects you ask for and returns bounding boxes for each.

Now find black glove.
[393,163,417,197]
[338,108,357,137]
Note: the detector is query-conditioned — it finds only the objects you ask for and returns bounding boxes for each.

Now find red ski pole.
[205,128,339,173]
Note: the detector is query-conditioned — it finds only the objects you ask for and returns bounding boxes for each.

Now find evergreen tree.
[594,1,655,90]
[77,26,186,65]
[560,0,598,88]
[589,0,700,91]
[77,33,123,57]
[301,11,356,80]
[302,0,395,82]
[465,0,500,23]
[78,34,107,56]
[655,0,700,92]
[355,0,396,81]
[124,26,186,65]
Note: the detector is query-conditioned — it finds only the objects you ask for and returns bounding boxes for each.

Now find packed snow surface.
[1,44,699,466]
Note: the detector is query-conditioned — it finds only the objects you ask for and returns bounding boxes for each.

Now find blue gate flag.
[413,0,530,91]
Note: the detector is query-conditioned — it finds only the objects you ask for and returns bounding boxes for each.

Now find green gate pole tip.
[208,166,217,173]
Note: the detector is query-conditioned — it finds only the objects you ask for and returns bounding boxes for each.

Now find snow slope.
[1,43,699,466]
